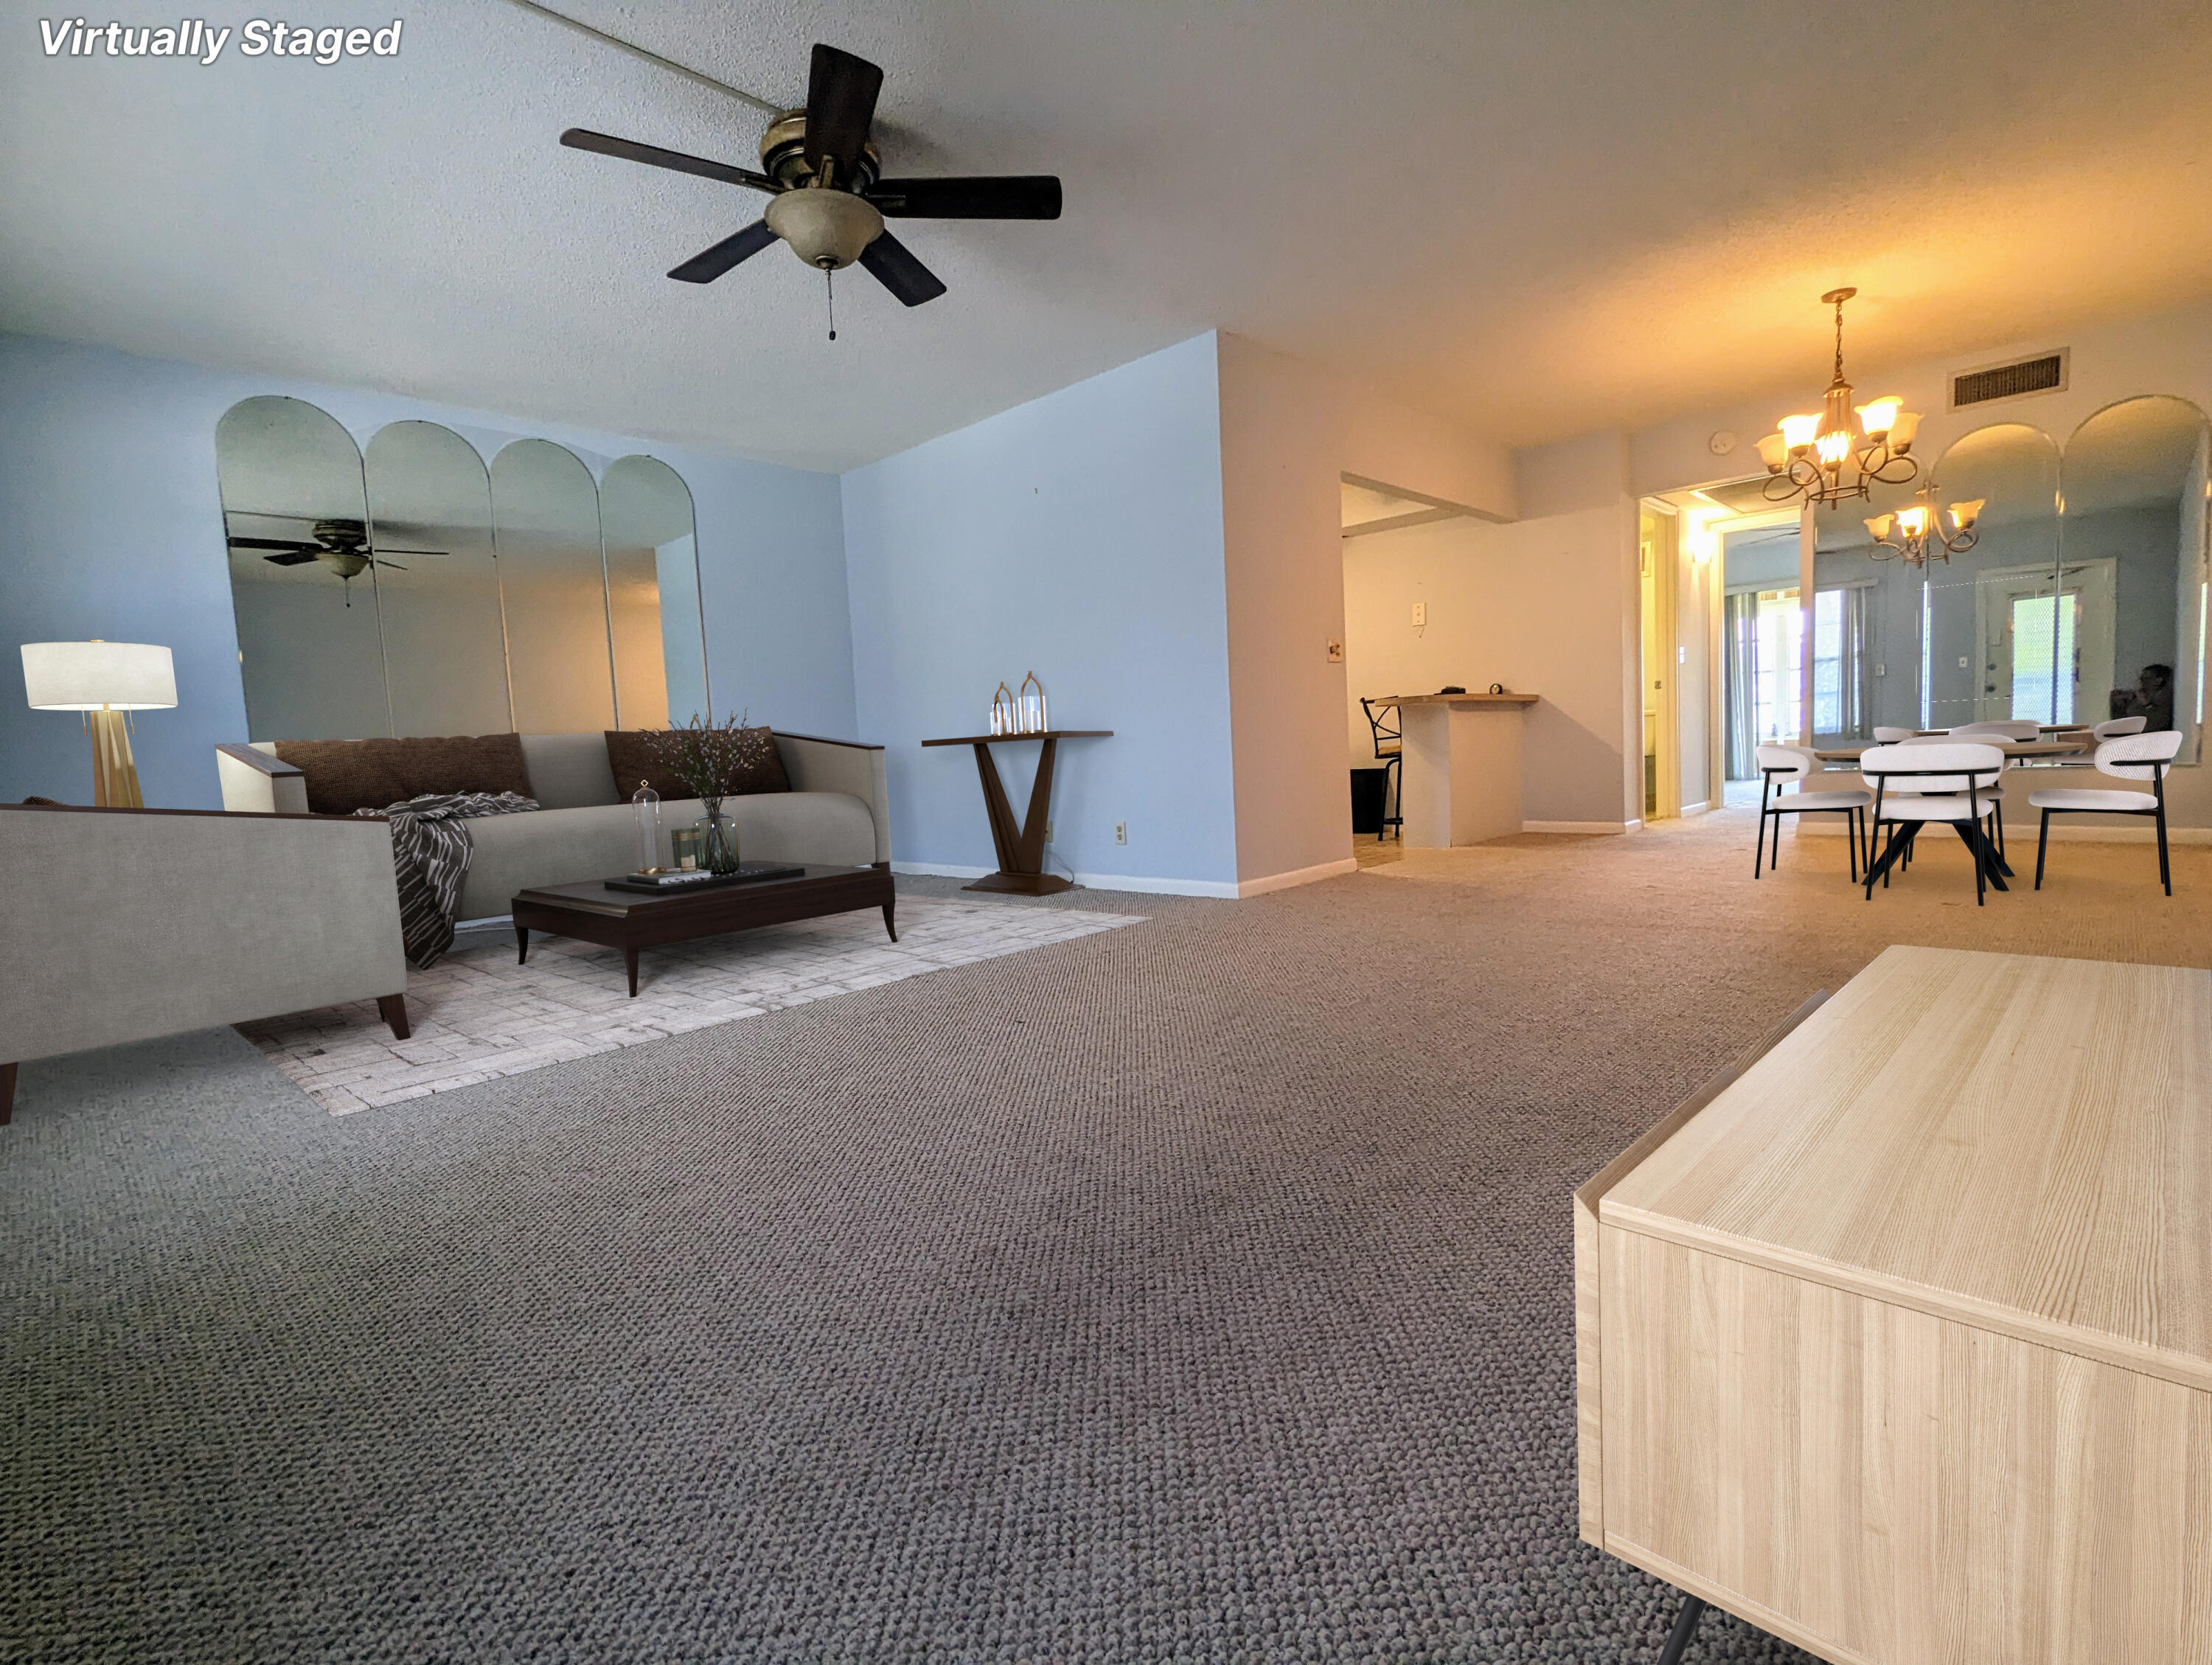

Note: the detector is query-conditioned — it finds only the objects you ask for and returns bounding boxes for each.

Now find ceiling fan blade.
[667,220,779,284]
[260,550,321,566]
[869,176,1061,220]
[858,230,947,307]
[803,44,883,178]
[230,535,317,552]
[560,128,774,194]
[372,547,450,557]
[369,560,409,571]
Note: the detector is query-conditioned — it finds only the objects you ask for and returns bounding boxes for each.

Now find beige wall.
[1342,485,1640,830]
[1213,334,1520,883]
[1218,336,1356,884]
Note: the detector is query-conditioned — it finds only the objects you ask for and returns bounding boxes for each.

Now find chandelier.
[1756,288,1922,507]
[1865,484,1982,566]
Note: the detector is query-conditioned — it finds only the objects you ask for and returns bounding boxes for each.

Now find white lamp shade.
[21,641,178,710]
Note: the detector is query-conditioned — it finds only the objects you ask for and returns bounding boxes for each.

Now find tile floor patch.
[240,897,1145,1115]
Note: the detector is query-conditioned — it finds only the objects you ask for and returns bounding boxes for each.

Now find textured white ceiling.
[7,1,2212,471]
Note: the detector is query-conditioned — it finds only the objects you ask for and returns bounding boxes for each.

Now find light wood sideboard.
[1575,945,2212,1665]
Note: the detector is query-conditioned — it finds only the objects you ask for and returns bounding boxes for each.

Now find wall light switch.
[1411,602,1427,627]
[1326,637,1344,663]
[1876,663,1886,677]
[1677,645,1686,664]
[1043,822,1052,844]
[1114,821,1127,845]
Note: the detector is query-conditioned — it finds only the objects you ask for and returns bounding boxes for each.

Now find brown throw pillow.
[273,734,533,816]
[603,731,693,802]
[604,727,791,802]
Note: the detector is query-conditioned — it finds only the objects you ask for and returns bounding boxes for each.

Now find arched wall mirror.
[492,439,616,734]
[1923,423,2065,731]
[217,400,709,741]
[2061,396,2208,757]
[218,396,389,741]
[364,421,509,737]
[601,455,709,727]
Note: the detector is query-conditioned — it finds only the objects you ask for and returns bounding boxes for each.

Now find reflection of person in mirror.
[2110,663,2175,731]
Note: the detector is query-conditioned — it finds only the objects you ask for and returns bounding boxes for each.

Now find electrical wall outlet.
[1326,637,1344,663]
[1411,601,1427,627]
[1876,663,1886,677]
[1114,821,1127,845]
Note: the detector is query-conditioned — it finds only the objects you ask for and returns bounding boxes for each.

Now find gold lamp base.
[88,708,144,807]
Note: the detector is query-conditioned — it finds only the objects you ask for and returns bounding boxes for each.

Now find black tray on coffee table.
[512,863,896,997]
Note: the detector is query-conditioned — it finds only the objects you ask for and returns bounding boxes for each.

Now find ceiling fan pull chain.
[827,268,837,341]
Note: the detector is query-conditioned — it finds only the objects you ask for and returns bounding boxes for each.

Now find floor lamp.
[20,640,177,807]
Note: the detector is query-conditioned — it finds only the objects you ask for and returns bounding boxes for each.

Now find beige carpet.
[1367,812,2209,973]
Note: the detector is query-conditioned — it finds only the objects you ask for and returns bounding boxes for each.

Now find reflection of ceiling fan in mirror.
[560,42,1060,330]
[226,518,447,602]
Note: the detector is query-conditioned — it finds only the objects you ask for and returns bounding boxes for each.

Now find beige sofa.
[0,802,411,1122]
[217,731,890,920]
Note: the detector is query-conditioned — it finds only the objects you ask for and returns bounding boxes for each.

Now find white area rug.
[240,896,1145,1116]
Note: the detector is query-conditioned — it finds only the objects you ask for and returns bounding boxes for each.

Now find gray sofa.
[218,731,891,920]
[0,802,411,1122]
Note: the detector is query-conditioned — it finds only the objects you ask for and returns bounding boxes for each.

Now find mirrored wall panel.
[2062,396,2208,757]
[491,439,616,734]
[218,396,392,741]
[1924,423,2065,730]
[218,400,709,741]
[602,455,709,728]
[364,422,510,736]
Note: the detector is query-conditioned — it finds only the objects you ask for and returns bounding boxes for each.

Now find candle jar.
[631,781,662,872]
[669,826,704,871]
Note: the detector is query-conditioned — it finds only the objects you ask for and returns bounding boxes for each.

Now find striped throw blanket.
[358,791,540,969]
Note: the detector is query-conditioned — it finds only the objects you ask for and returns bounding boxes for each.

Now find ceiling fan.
[560,42,1060,321]
[226,518,447,599]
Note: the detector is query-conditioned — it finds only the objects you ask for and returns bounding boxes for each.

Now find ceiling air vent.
[1949,350,2068,410]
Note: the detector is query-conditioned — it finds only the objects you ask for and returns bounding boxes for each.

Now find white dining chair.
[1896,733,2016,860]
[2028,730,2184,895]
[1858,742,2008,905]
[1752,744,1871,880]
[2093,716,2149,739]
[1871,726,1918,743]
[1950,720,2042,741]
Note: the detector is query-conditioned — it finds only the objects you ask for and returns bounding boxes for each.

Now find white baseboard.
[1523,819,1638,835]
[1678,801,1712,816]
[1236,856,1359,897]
[1076,871,1240,898]
[890,858,1239,898]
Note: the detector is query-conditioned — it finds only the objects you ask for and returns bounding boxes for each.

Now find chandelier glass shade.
[1865,487,1983,566]
[1758,289,1923,508]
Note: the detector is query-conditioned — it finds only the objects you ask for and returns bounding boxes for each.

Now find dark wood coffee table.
[512,864,897,997]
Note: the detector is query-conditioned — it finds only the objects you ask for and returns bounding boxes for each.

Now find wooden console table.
[921,729,1110,896]
[1576,945,2212,1664]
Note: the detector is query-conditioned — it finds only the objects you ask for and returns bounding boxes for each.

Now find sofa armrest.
[0,802,406,1068]
[772,732,890,864]
[217,743,310,815]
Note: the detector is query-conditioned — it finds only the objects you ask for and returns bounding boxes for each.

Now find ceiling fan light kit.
[560,42,1061,330]
[1758,289,1924,509]
[764,186,883,271]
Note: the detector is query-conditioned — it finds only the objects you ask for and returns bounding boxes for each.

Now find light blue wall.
[0,333,852,809]
[841,333,1239,889]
